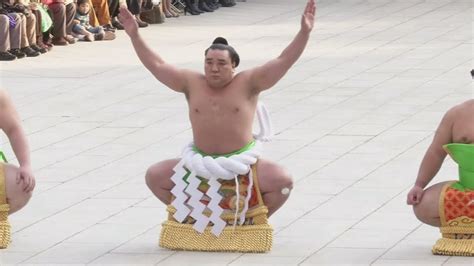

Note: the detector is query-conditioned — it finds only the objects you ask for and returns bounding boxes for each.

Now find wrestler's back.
[186,72,258,155]
[451,99,474,144]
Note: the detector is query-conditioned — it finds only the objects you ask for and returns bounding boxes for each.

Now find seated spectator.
[126,0,147,27]
[0,12,22,60]
[72,0,104,41]
[45,0,76,45]
[89,0,115,31]
[1,0,41,57]
[107,0,122,29]
[19,0,49,53]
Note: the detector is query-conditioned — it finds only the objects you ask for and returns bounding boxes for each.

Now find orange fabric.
[87,0,100,27]
[90,0,111,25]
[444,187,474,221]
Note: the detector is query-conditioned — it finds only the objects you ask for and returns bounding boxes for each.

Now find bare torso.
[451,99,474,144]
[185,71,258,154]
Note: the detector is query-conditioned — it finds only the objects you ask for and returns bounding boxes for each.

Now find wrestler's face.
[204,49,235,89]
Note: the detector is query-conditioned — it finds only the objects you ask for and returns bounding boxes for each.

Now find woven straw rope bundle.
[159,165,273,252]
[0,163,11,249]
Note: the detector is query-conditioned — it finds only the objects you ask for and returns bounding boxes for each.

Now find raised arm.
[118,6,188,93]
[249,0,315,93]
[0,90,35,192]
[407,108,454,205]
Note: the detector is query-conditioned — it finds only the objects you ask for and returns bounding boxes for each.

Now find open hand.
[407,185,424,205]
[301,0,316,33]
[118,5,138,38]
[16,165,35,193]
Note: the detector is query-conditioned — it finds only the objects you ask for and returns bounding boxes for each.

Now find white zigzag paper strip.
[170,161,190,222]
[207,177,226,236]
[185,172,209,233]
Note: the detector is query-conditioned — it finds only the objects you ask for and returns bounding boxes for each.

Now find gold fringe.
[0,163,11,249]
[432,238,474,256]
[159,220,273,253]
[441,226,474,235]
[159,164,273,252]
[0,204,11,249]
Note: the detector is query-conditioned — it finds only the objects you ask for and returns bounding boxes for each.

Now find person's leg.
[126,0,140,15]
[91,0,112,26]
[0,15,16,61]
[87,0,100,27]
[108,0,119,17]
[17,13,28,48]
[72,24,94,41]
[0,15,11,53]
[25,12,37,46]
[16,13,40,57]
[145,159,179,205]
[162,0,172,17]
[256,159,293,217]
[413,181,451,227]
[48,3,68,45]
[30,10,48,53]
[126,0,148,27]
[3,164,33,215]
[7,13,27,58]
[87,26,105,40]
[64,2,76,43]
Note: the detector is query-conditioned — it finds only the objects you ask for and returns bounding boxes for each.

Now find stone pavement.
[0,0,473,265]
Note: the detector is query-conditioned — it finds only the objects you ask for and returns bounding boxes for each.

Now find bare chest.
[452,115,474,144]
[189,88,253,118]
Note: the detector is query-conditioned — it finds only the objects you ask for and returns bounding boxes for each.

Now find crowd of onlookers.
[0,0,242,61]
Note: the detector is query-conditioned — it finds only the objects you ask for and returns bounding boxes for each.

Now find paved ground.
[0,0,473,265]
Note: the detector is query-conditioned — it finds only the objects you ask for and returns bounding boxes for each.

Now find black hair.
[205,37,240,68]
[77,0,89,8]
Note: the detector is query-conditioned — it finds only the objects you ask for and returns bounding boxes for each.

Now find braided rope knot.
[170,102,272,236]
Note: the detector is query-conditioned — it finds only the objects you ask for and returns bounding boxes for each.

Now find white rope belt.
[170,102,272,236]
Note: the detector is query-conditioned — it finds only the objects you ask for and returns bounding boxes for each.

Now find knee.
[145,165,162,188]
[66,3,76,12]
[28,13,36,25]
[7,190,32,215]
[412,204,425,222]
[3,165,33,214]
[280,169,293,191]
[272,166,294,192]
[52,3,66,13]
[0,15,8,25]
[10,13,21,23]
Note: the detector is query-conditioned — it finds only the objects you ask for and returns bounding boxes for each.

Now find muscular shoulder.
[447,99,474,118]
[233,70,256,93]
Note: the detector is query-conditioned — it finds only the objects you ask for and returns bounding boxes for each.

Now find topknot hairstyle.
[205,37,240,68]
